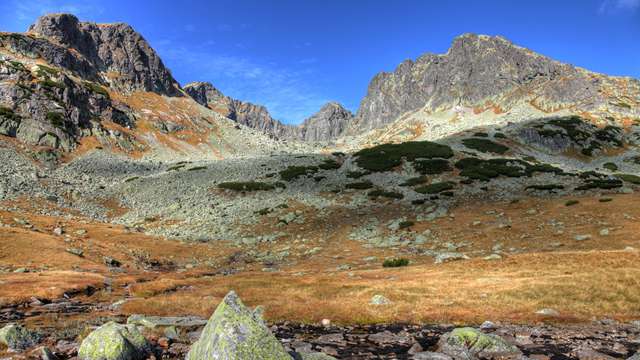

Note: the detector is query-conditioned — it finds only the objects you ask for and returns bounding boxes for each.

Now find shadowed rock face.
[350,33,640,132]
[299,102,353,142]
[28,13,180,96]
[185,82,353,141]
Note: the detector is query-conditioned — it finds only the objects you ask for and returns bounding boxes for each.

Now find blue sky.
[1,0,639,124]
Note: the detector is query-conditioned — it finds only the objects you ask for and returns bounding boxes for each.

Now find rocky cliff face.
[185,82,352,141]
[350,33,640,132]
[298,102,353,141]
[27,13,180,96]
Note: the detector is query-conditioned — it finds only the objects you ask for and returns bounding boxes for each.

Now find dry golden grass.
[0,193,639,326]
[121,250,640,325]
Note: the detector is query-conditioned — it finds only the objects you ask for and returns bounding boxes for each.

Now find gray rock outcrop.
[78,321,151,360]
[349,33,640,132]
[28,13,180,95]
[186,290,291,360]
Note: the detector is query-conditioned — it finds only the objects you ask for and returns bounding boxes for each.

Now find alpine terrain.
[0,12,639,360]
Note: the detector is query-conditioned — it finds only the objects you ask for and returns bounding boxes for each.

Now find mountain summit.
[350,33,639,133]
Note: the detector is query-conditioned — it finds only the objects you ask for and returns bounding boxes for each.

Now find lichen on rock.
[78,321,150,360]
[186,290,291,360]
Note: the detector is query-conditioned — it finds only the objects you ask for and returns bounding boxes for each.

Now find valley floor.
[1,193,639,358]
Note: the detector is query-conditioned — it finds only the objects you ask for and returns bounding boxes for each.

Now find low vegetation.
[565,200,580,206]
[83,81,110,98]
[354,141,453,172]
[455,158,563,182]
[414,181,455,194]
[382,258,410,268]
[603,162,618,172]
[46,112,66,129]
[526,184,565,191]
[367,189,404,199]
[218,181,275,191]
[575,179,623,191]
[346,181,374,190]
[279,165,318,181]
[0,106,21,122]
[318,159,341,170]
[412,159,451,175]
[461,138,509,154]
[616,174,640,185]
[399,176,428,187]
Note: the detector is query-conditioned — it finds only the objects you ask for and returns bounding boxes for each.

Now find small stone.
[483,254,502,261]
[370,294,391,305]
[320,319,331,327]
[479,321,497,331]
[535,308,560,317]
[53,227,63,236]
[574,234,591,241]
[599,228,610,236]
[66,248,84,257]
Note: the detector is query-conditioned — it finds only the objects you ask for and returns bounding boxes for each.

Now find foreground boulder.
[438,327,521,359]
[0,323,37,351]
[187,290,291,360]
[78,321,150,360]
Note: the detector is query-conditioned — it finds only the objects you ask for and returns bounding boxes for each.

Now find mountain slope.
[349,34,640,136]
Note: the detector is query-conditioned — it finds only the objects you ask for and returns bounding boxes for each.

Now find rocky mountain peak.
[299,102,353,141]
[27,13,180,96]
[350,33,638,133]
[183,82,225,107]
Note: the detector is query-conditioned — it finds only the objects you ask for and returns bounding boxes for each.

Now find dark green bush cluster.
[526,184,565,191]
[367,189,404,199]
[461,138,509,154]
[494,132,507,139]
[83,81,110,98]
[46,112,66,128]
[0,106,21,122]
[382,258,409,268]
[40,79,65,90]
[615,174,640,185]
[346,181,374,190]
[188,166,207,171]
[602,162,618,172]
[565,200,580,206]
[412,159,451,175]
[473,132,489,137]
[400,176,428,187]
[218,181,276,191]
[35,64,60,78]
[279,165,318,181]
[398,220,414,229]
[546,116,592,141]
[346,170,370,179]
[167,164,186,171]
[415,181,455,194]
[124,176,139,183]
[354,141,453,172]
[455,157,562,182]
[575,179,623,191]
[318,158,341,170]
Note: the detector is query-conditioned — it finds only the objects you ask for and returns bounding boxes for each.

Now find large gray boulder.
[0,323,37,351]
[78,321,150,360]
[437,327,521,359]
[186,290,291,360]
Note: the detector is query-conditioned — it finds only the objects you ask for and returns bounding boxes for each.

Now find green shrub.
[46,112,66,128]
[603,162,618,172]
[346,181,374,190]
[473,132,489,137]
[461,138,509,154]
[167,164,185,171]
[354,141,453,172]
[188,166,207,171]
[0,106,20,121]
[398,220,414,229]
[547,116,591,141]
[565,200,580,206]
[415,181,455,194]
[332,151,345,157]
[218,181,275,191]
[411,199,426,205]
[599,198,613,203]
[279,165,318,181]
[83,81,110,98]
[35,64,59,77]
[382,258,409,268]
[575,179,623,191]
[255,208,272,216]
[400,176,428,187]
[526,184,564,191]
[412,159,451,175]
[616,173,640,184]
[455,157,562,181]
[346,170,370,179]
[7,60,27,71]
[494,132,507,139]
[367,189,404,199]
[40,79,65,90]
[124,176,139,183]
[318,159,341,170]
